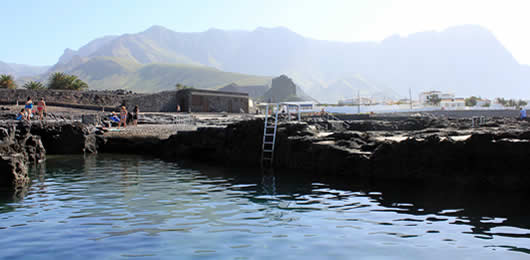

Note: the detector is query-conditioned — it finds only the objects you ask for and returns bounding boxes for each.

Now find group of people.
[109,105,139,128]
[17,97,47,121]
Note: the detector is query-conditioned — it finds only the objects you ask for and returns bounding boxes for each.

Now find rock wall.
[122,91,177,112]
[0,122,46,190]
[374,109,525,119]
[145,118,530,190]
[427,109,524,118]
[0,89,138,107]
[30,122,97,154]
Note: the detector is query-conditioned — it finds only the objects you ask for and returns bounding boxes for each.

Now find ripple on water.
[0,154,527,259]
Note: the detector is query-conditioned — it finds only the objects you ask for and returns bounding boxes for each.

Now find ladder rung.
[263,157,272,160]
[266,126,275,128]
[263,149,274,152]
[265,133,275,136]
[264,141,274,144]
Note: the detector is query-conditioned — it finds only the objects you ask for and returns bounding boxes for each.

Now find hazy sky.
[2,0,530,65]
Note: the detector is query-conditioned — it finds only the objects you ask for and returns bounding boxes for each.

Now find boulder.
[31,122,96,154]
[0,154,28,190]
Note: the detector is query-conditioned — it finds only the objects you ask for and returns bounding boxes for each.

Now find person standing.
[520,107,527,120]
[37,97,47,120]
[24,97,34,120]
[118,106,128,128]
[132,105,139,126]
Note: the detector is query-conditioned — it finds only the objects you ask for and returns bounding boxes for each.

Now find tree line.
[0,72,88,91]
[426,93,527,108]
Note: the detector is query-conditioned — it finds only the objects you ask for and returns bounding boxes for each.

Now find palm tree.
[48,72,88,90]
[0,74,17,89]
[23,81,46,90]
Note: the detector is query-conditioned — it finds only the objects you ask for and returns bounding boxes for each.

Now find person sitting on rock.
[118,106,128,128]
[110,112,120,123]
[520,107,527,120]
[16,109,27,121]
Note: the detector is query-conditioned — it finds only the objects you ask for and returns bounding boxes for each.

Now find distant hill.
[36,56,271,93]
[0,61,50,77]
[313,75,400,103]
[34,24,530,100]
[217,83,269,98]
[261,75,315,102]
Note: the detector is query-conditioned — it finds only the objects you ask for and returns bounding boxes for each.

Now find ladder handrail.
[261,103,279,167]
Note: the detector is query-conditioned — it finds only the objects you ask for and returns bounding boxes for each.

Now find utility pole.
[409,88,413,110]
[357,90,361,114]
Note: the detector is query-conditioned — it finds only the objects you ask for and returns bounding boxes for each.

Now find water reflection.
[0,154,527,259]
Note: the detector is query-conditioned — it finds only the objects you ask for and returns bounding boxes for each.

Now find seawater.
[0,154,528,259]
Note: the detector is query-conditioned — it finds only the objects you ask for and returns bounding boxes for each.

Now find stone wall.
[0,89,138,107]
[427,109,524,118]
[375,109,525,119]
[177,89,249,113]
[122,91,178,112]
[201,95,248,113]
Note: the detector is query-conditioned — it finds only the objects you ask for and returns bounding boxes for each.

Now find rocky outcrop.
[0,122,46,190]
[261,75,314,102]
[30,122,97,154]
[0,154,27,190]
[163,120,264,166]
[368,133,530,187]
[140,117,530,190]
[5,112,525,191]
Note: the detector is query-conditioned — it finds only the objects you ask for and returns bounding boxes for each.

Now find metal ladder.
[261,103,280,167]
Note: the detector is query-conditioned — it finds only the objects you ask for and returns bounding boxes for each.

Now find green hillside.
[53,57,271,93]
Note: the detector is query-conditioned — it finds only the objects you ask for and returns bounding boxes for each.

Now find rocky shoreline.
[1,111,529,191]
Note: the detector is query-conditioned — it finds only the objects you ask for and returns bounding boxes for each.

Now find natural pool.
[0,154,528,259]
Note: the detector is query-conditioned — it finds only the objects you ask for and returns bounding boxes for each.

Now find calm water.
[0,155,528,259]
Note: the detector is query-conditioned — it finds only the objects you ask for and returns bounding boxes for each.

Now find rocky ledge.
[159,116,530,190]
[2,114,530,191]
[0,122,46,190]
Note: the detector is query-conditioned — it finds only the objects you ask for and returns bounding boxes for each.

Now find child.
[118,106,128,128]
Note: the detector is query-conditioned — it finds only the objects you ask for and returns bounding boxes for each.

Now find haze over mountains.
[0,61,50,77]
[3,24,529,102]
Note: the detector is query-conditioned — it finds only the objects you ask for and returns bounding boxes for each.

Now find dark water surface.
[0,154,528,259]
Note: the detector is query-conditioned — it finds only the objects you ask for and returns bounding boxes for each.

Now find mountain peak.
[443,24,492,34]
[254,26,294,34]
[144,25,170,33]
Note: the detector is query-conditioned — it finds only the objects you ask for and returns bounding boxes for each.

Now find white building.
[419,91,455,105]
[440,98,465,109]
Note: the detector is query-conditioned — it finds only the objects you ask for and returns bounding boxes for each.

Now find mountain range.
[0,61,50,77]
[4,24,530,102]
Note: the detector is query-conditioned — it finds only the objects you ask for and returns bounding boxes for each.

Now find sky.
[2,0,530,66]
